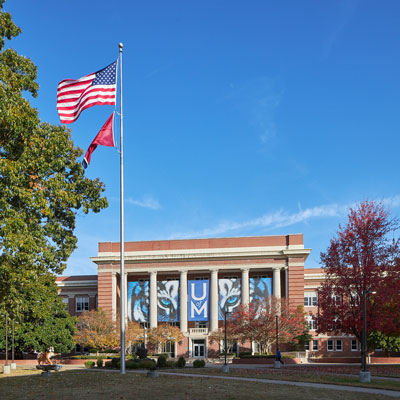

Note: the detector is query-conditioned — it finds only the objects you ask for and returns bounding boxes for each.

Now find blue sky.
[5,0,400,275]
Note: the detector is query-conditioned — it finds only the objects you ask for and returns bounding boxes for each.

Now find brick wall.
[98,271,113,316]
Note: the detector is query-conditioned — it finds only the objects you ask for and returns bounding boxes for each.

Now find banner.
[128,281,149,322]
[250,277,272,317]
[218,278,241,320]
[188,280,209,321]
[157,280,179,322]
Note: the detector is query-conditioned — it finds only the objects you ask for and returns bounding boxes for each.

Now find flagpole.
[119,42,126,374]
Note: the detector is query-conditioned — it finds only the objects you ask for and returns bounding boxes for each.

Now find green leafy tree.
[368,331,400,356]
[0,275,76,354]
[0,1,107,351]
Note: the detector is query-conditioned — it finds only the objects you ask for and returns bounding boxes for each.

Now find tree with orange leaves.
[74,310,118,355]
[230,296,307,354]
[147,324,184,353]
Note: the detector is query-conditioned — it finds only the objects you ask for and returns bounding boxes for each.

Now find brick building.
[57,234,369,360]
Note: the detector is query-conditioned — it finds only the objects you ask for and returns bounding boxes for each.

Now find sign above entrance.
[188,280,209,321]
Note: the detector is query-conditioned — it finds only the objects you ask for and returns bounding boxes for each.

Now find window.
[76,297,89,312]
[307,317,317,331]
[304,292,317,307]
[162,341,175,357]
[351,340,358,351]
[75,344,89,354]
[62,297,69,310]
[332,294,342,305]
[194,277,209,280]
[304,342,310,351]
[336,340,342,351]
[195,321,208,329]
[312,340,318,351]
[327,340,334,351]
[168,322,180,328]
[223,276,238,279]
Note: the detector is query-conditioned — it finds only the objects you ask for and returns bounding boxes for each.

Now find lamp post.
[11,319,16,370]
[3,313,10,374]
[143,325,147,350]
[274,315,280,369]
[222,308,230,373]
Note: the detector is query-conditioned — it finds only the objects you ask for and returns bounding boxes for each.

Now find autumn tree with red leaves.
[230,296,307,354]
[317,201,400,358]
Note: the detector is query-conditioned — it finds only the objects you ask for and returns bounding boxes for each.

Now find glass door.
[193,343,205,358]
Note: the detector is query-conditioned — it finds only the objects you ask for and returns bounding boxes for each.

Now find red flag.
[82,112,115,169]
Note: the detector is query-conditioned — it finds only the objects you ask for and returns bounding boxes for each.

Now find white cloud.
[126,196,161,210]
[170,196,400,239]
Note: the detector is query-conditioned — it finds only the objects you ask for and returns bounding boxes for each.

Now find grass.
[0,369,397,400]
[165,367,400,392]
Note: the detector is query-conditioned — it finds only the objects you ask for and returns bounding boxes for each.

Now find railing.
[189,328,209,335]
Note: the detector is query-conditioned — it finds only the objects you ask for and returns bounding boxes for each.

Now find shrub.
[111,357,120,368]
[177,356,186,368]
[136,347,148,360]
[239,352,252,358]
[157,355,167,368]
[160,353,170,360]
[105,361,112,368]
[84,361,95,368]
[126,360,139,369]
[166,360,175,368]
[138,360,156,369]
[96,358,104,368]
[193,359,205,368]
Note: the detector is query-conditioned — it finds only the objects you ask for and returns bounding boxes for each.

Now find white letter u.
[191,283,207,301]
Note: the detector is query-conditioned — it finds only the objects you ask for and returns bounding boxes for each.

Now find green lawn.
[0,369,397,400]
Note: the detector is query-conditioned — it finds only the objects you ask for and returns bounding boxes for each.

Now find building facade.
[57,234,369,359]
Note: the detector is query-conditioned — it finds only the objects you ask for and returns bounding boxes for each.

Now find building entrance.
[193,340,206,358]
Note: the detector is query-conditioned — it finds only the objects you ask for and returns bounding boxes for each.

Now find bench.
[36,364,62,376]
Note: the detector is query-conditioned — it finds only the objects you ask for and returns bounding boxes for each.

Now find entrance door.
[193,340,206,358]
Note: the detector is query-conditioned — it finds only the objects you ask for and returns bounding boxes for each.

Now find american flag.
[57,61,117,124]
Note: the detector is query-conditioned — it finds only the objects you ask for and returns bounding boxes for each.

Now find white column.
[210,269,219,333]
[241,268,250,306]
[273,267,281,298]
[150,271,158,328]
[180,270,188,333]
[112,272,117,321]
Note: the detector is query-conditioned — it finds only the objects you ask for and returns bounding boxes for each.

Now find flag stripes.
[57,61,117,124]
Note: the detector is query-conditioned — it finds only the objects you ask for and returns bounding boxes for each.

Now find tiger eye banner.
[157,280,179,322]
[128,281,149,322]
[250,276,272,304]
[188,280,209,321]
[218,278,241,319]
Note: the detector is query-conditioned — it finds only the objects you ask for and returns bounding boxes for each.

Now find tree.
[147,324,184,353]
[230,297,308,354]
[0,2,107,349]
[74,310,118,355]
[368,331,400,356]
[0,278,76,354]
[114,318,143,354]
[317,201,400,357]
[208,326,238,353]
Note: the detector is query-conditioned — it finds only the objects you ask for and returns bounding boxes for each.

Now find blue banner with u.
[188,280,209,321]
